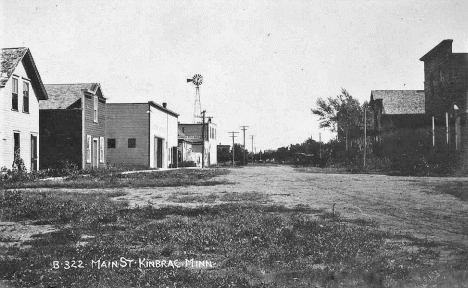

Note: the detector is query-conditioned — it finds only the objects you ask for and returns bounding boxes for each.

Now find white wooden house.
[0,48,48,171]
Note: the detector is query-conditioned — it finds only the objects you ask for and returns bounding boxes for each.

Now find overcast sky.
[2,0,467,150]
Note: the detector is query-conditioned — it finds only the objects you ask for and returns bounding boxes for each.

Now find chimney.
[162,102,167,108]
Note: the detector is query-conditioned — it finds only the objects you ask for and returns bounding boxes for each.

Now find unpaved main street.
[115,165,468,253]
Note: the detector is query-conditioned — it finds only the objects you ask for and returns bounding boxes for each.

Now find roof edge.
[420,39,453,61]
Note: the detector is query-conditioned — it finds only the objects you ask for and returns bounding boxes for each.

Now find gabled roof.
[1,47,48,100]
[370,90,425,114]
[40,83,104,109]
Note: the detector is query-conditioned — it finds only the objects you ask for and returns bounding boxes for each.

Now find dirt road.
[116,165,468,253]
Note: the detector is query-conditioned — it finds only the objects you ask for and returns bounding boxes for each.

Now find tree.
[312,88,363,150]
[232,143,248,164]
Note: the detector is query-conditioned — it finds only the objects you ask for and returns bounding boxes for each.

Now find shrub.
[178,161,197,168]
[12,149,26,172]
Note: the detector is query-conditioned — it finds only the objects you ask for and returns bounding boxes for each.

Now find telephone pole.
[240,126,248,165]
[227,131,239,167]
[250,135,254,163]
[363,105,367,168]
[201,110,206,168]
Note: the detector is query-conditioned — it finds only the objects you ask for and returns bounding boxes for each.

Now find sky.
[1,0,468,151]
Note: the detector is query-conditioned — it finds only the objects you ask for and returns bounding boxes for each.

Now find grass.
[167,191,271,204]
[0,168,231,189]
[1,190,466,287]
[421,181,468,202]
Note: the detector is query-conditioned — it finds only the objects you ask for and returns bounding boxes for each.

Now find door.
[154,137,163,168]
[30,135,37,171]
[93,138,98,168]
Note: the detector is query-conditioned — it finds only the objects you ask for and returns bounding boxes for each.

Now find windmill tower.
[187,74,203,123]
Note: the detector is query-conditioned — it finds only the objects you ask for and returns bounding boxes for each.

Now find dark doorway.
[31,135,37,171]
[154,137,163,168]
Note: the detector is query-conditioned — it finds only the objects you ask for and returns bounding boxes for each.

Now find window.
[12,78,18,110]
[99,137,104,163]
[107,138,116,148]
[86,135,91,163]
[128,138,136,148]
[23,82,29,113]
[93,96,98,122]
[14,132,20,158]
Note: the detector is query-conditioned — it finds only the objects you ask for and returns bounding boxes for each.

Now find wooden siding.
[179,123,218,165]
[106,103,149,167]
[39,109,82,169]
[0,60,40,170]
[83,94,106,168]
[148,104,178,168]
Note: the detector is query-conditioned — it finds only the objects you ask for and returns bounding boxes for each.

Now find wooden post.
[228,131,238,167]
[364,106,366,167]
[432,116,435,147]
[201,110,205,168]
[446,112,449,146]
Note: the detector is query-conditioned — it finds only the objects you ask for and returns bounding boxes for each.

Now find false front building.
[179,120,217,167]
[106,102,178,168]
[420,39,468,150]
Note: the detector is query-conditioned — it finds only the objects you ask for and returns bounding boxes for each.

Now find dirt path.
[111,165,468,252]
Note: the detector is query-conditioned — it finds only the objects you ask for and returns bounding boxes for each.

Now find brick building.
[419,39,468,150]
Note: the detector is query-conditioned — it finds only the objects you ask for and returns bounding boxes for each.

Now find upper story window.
[23,81,29,113]
[93,96,98,122]
[12,78,18,111]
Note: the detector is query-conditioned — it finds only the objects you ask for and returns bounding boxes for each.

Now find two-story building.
[106,102,179,168]
[179,120,218,167]
[419,39,468,150]
[39,83,107,169]
[0,47,48,171]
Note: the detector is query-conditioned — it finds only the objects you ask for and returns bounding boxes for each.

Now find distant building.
[179,120,217,167]
[217,144,230,154]
[369,90,429,144]
[177,128,199,165]
[0,47,48,171]
[217,144,231,163]
[39,83,106,169]
[106,102,178,168]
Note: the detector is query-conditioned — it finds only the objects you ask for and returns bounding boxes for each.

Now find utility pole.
[240,126,249,165]
[364,105,367,168]
[201,110,206,168]
[250,135,254,163]
[228,131,239,167]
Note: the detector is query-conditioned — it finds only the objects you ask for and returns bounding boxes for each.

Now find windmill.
[187,74,203,123]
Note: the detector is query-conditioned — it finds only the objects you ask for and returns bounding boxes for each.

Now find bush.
[178,161,197,168]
